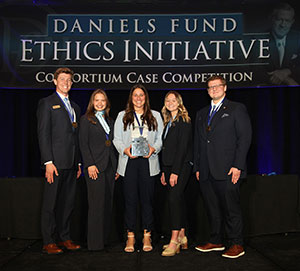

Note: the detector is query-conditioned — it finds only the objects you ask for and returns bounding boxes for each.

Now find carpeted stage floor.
[1,233,300,271]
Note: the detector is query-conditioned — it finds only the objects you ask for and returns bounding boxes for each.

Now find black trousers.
[85,161,115,250]
[163,163,191,230]
[199,173,243,246]
[123,157,155,232]
[41,168,77,245]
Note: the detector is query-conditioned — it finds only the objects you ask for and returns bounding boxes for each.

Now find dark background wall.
[0,85,299,177]
[0,0,300,178]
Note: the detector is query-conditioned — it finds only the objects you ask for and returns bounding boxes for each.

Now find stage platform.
[1,174,300,270]
[1,233,300,271]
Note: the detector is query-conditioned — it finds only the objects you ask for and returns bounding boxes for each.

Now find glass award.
[131,136,149,157]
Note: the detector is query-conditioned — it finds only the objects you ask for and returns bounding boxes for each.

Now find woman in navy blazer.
[79,89,118,251]
[160,91,193,256]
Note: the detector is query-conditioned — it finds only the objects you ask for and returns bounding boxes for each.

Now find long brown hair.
[85,89,111,124]
[123,84,157,131]
[161,91,191,126]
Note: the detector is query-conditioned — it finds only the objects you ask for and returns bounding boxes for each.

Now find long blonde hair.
[161,91,190,126]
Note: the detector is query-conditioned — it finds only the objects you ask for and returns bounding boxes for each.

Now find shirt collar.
[211,98,223,109]
[275,36,286,47]
[56,91,69,101]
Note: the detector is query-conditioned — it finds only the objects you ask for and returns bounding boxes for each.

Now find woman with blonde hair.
[160,91,193,256]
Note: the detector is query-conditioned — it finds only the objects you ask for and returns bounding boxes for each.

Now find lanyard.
[95,111,110,140]
[134,112,144,136]
[207,98,225,126]
[164,120,172,139]
[164,115,176,139]
[207,105,217,126]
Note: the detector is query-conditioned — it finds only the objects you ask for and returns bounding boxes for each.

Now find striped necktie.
[64,97,74,121]
[210,105,216,116]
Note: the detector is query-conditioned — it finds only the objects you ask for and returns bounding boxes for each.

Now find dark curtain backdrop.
[0,86,299,178]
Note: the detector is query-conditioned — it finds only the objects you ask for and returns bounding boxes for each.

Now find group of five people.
[37,67,251,259]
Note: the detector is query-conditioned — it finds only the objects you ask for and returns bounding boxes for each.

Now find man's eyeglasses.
[207,83,225,90]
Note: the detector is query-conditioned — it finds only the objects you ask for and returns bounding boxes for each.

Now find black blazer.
[193,99,252,181]
[37,92,81,169]
[79,115,117,173]
[161,117,193,175]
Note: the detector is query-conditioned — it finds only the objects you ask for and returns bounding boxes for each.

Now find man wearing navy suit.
[193,75,252,258]
[37,67,81,254]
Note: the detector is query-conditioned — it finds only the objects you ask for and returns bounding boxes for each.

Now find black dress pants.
[163,163,191,230]
[199,173,243,245]
[85,162,115,250]
[41,168,77,245]
[123,157,155,232]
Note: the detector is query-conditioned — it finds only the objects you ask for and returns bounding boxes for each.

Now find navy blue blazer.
[37,92,81,169]
[193,99,252,181]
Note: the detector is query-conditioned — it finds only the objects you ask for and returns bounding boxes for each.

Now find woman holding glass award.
[79,89,118,251]
[160,91,193,256]
[113,84,163,253]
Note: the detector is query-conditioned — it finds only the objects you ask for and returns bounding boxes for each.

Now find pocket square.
[291,54,298,60]
[52,105,61,109]
[221,113,229,118]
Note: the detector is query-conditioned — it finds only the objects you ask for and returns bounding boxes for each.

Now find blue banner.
[1,1,300,89]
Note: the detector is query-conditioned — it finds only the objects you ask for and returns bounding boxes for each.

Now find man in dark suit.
[193,75,252,258]
[37,67,82,254]
[266,2,300,85]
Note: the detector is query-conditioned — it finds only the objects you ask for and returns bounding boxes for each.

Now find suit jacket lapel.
[106,118,114,140]
[164,119,178,141]
[270,36,281,67]
[283,33,294,67]
[162,124,168,142]
[94,115,113,140]
[107,118,114,140]
[94,115,106,134]
[53,93,73,125]
[201,106,210,133]
[209,99,229,132]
